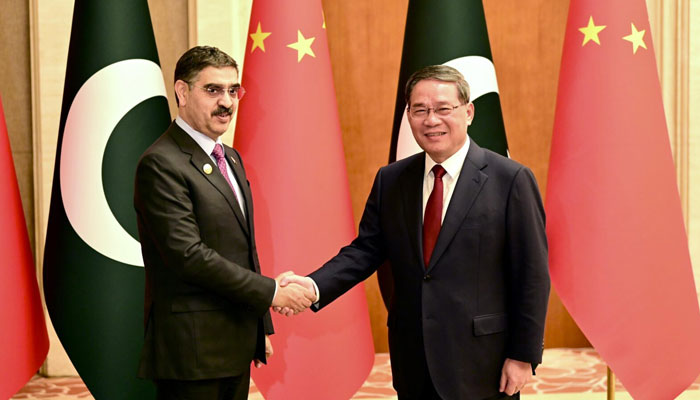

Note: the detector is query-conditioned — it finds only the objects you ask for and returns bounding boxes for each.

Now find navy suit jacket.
[310,141,550,399]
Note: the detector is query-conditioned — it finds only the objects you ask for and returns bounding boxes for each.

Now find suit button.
[423,274,431,281]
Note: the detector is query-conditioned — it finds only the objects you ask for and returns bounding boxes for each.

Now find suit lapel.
[427,142,488,271]
[169,124,250,236]
[398,154,426,271]
[224,146,255,234]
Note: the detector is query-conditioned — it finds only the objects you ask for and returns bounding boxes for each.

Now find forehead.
[409,79,460,105]
[193,66,238,85]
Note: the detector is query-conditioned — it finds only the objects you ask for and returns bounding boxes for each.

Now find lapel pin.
[230,156,237,165]
[203,163,213,175]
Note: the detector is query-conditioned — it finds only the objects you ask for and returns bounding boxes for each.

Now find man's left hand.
[499,358,531,396]
[254,335,273,368]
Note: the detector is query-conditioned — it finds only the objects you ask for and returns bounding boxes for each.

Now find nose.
[218,91,235,108]
[423,109,441,126]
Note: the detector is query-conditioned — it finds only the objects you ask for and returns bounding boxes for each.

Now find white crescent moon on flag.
[395,56,500,160]
[60,59,167,267]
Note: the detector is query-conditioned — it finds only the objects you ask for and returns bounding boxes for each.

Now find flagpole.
[607,367,615,400]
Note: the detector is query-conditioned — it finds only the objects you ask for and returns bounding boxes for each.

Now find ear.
[465,102,475,126]
[174,80,189,107]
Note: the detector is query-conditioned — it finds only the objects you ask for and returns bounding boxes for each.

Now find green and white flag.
[390,0,508,160]
[43,1,169,398]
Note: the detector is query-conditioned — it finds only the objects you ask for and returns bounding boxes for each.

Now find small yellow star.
[250,22,271,53]
[579,16,606,46]
[322,10,326,29]
[622,22,647,54]
[287,30,316,62]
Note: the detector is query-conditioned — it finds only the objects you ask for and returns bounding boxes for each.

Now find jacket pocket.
[473,313,508,336]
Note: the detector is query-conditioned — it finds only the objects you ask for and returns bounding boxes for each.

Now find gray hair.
[405,65,470,105]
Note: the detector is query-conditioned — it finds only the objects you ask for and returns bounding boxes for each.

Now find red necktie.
[423,165,446,268]
[212,144,240,204]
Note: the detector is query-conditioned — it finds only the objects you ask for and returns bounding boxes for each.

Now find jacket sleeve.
[504,166,551,365]
[310,168,387,309]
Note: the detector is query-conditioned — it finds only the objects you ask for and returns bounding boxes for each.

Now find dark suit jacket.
[134,121,276,380]
[310,142,550,399]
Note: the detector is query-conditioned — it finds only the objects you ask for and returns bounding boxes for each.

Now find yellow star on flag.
[287,30,316,62]
[579,16,606,46]
[250,22,271,53]
[622,22,647,54]
[322,10,326,29]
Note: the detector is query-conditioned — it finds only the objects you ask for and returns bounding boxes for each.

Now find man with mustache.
[134,46,315,400]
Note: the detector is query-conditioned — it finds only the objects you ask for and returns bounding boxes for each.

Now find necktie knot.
[212,143,225,161]
[432,164,446,180]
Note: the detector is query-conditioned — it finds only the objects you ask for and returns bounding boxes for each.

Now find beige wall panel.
[648,0,699,304]
[34,0,77,377]
[689,1,700,300]
[0,0,34,250]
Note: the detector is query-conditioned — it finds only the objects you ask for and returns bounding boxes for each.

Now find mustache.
[212,106,233,117]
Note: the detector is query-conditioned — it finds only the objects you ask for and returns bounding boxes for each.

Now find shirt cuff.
[309,277,320,304]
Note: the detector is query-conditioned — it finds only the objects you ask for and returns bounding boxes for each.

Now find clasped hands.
[270,271,317,316]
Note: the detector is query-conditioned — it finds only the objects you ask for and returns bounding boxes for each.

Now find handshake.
[270,271,317,316]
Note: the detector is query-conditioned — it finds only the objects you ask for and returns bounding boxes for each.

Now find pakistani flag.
[43,1,169,398]
[379,0,509,306]
[390,0,508,161]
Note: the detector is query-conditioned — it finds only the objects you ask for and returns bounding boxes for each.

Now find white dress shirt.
[422,137,471,223]
[175,116,247,217]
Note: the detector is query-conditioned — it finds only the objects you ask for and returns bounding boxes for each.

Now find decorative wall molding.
[647,0,690,224]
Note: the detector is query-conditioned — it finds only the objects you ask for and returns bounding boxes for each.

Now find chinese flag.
[0,95,49,398]
[234,1,374,399]
[546,1,700,399]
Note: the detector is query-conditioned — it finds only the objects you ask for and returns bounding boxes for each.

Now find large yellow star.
[249,22,271,53]
[579,16,606,46]
[622,22,647,54]
[287,30,316,62]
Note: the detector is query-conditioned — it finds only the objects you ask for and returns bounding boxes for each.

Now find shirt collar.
[175,116,223,156]
[424,136,471,180]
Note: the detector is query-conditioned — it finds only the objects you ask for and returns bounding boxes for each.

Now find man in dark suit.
[280,65,550,399]
[134,46,315,400]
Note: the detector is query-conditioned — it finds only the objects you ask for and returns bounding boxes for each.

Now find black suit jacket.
[310,142,550,399]
[134,121,276,380]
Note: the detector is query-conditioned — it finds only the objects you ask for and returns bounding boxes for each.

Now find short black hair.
[174,46,238,105]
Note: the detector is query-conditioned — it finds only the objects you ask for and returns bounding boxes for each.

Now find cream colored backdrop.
[689,1,700,300]
[23,0,700,375]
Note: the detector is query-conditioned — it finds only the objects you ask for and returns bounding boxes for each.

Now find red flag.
[0,95,49,398]
[234,1,374,399]
[547,1,700,399]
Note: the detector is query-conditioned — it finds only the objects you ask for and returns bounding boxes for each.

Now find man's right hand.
[271,272,315,314]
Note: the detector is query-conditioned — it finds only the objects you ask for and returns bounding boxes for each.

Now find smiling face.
[175,66,239,140]
[407,79,474,163]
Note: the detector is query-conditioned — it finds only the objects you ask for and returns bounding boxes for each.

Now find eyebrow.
[203,83,241,89]
[409,101,452,108]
